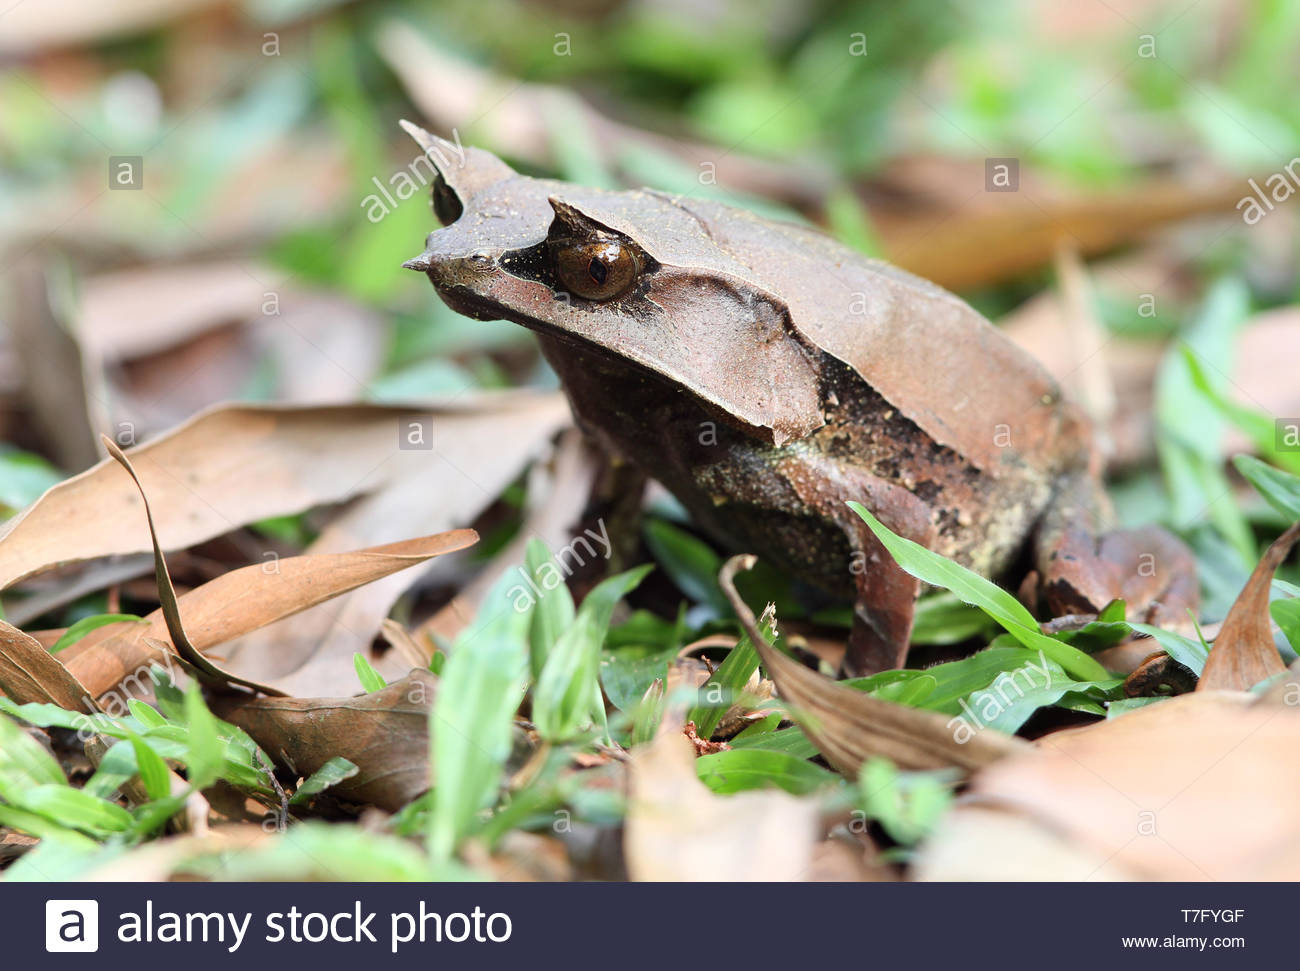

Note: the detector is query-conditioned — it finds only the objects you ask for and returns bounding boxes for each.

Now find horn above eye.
[549,236,642,300]
[431,174,463,226]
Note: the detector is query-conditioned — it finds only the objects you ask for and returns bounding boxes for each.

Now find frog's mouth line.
[433,279,641,370]
[430,276,798,449]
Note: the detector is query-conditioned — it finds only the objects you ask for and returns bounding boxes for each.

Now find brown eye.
[551,238,641,300]
[431,174,463,226]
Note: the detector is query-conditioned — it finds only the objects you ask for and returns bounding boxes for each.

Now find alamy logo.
[46,899,99,952]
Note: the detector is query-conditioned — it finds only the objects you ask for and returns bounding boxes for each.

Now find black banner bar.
[3,882,1280,967]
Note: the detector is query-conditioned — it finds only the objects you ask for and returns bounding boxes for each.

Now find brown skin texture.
[399,124,1198,675]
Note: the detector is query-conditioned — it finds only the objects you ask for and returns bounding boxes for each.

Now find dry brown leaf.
[720,555,1027,775]
[0,393,566,591]
[868,156,1247,290]
[218,395,571,696]
[102,435,286,697]
[624,732,819,881]
[68,530,478,700]
[79,262,278,362]
[920,691,1300,880]
[416,428,599,647]
[98,289,385,437]
[216,670,438,812]
[0,618,96,712]
[1199,522,1298,691]
[6,555,153,628]
[0,831,39,867]
[379,618,430,669]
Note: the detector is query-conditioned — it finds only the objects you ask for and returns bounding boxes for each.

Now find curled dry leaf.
[719,555,1027,776]
[624,732,819,882]
[0,618,97,712]
[216,670,438,813]
[1121,651,1198,697]
[102,435,284,697]
[0,394,564,698]
[1198,521,1299,691]
[67,530,478,701]
[0,394,563,590]
[916,691,1300,881]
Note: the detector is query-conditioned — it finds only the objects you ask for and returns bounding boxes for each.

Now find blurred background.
[1,0,1298,626]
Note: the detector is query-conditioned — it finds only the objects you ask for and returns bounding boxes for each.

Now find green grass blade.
[291,757,360,805]
[182,683,223,790]
[1234,454,1300,520]
[353,652,387,693]
[428,570,533,861]
[525,537,576,680]
[848,502,1109,681]
[49,613,143,654]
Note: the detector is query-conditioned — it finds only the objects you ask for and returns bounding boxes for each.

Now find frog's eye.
[431,174,463,226]
[550,238,641,301]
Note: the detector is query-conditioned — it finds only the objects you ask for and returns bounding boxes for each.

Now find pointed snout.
[400,229,503,291]
[403,230,445,275]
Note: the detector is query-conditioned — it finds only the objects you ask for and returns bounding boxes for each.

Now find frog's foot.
[845,562,921,677]
[768,454,936,678]
[1039,523,1199,627]
[837,483,936,678]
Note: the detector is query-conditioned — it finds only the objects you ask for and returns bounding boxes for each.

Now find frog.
[399,122,1199,676]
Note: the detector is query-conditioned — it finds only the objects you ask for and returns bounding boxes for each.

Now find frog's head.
[400,122,823,445]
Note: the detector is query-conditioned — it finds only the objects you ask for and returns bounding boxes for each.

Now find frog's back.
[667,196,1076,480]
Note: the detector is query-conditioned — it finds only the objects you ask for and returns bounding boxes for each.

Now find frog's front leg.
[776,453,936,677]
[1034,468,1199,627]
